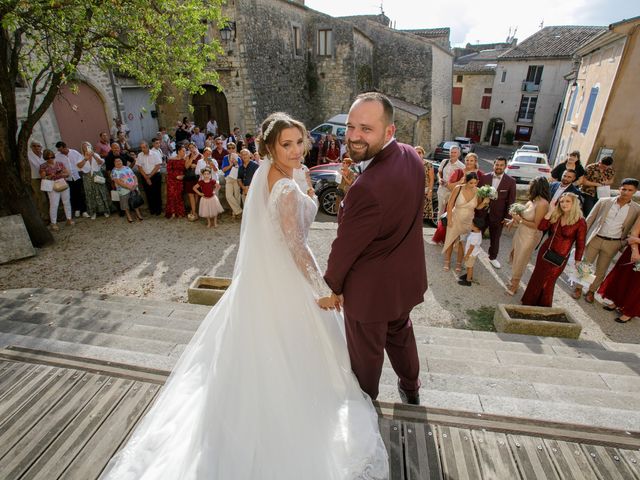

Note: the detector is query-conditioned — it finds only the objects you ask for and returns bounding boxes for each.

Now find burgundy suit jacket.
[324,140,428,323]
[478,172,516,223]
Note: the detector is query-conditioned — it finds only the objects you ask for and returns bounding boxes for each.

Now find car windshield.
[456,139,471,145]
[443,142,460,149]
[515,155,546,164]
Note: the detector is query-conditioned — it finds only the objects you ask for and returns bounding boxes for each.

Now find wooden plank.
[379,417,405,480]
[543,439,599,480]
[0,365,57,422]
[472,429,520,479]
[581,444,637,479]
[508,434,561,479]
[60,380,160,480]
[0,371,105,479]
[617,448,640,479]
[0,368,80,458]
[437,425,482,480]
[0,361,37,394]
[403,422,442,480]
[20,376,136,480]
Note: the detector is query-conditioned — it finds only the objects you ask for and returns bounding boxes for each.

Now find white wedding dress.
[100,161,389,479]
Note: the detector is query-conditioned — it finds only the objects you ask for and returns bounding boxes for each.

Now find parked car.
[309,114,347,143]
[454,137,475,156]
[432,141,461,161]
[506,151,551,183]
[309,161,441,223]
[516,144,540,153]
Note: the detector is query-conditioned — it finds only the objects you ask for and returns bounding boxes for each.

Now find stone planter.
[493,304,582,339]
[187,276,232,306]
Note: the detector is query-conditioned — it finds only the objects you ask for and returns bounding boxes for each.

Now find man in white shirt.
[191,127,206,152]
[206,118,218,136]
[55,141,88,218]
[150,138,165,163]
[27,140,49,220]
[436,146,464,217]
[574,178,640,303]
[137,141,163,215]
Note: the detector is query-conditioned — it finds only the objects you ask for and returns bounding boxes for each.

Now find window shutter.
[580,87,598,134]
[452,87,463,105]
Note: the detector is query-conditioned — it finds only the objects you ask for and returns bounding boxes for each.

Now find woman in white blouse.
[78,141,111,219]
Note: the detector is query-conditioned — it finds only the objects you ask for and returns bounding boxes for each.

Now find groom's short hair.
[354,92,394,125]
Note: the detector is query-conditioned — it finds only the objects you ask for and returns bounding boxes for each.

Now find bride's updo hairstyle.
[258,112,311,159]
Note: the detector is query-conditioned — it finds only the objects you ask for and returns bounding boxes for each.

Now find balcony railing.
[522,81,541,92]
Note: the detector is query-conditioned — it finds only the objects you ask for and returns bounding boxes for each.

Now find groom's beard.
[347,138,384,162]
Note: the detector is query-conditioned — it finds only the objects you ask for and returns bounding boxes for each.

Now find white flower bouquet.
[509,203,527,216]
[477,185,498,200]
[567,262,596,288]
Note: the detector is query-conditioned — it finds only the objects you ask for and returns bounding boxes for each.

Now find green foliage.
[504,130,515,145]
[465,306,496,332]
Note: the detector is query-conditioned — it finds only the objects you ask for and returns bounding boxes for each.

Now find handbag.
[110,190,121,202]
[542,224,567,267]
[93,173,106,184]
[53,179,68,192]
[40,179,54,192]
[128,188,144,209]
[183,169,198,182]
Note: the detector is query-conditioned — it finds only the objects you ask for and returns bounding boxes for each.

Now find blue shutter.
[566,88,577,120]
[580,87,599,134]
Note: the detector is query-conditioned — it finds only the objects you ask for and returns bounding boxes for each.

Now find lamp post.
[220,21,236,42]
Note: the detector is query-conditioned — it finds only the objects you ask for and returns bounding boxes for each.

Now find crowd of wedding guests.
[27,118,265,230]
[423,144,640,325]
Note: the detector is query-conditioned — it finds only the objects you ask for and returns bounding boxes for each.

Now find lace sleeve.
[274,180,333,299]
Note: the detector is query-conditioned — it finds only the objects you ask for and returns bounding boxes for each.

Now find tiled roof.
[403,27,450,38]
[386,96,428,117]
[453,62,497,74]
[499,26,606,60]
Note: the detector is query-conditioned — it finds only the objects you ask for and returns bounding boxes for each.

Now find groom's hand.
[317,296,337,311]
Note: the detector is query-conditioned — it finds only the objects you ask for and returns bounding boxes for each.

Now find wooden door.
[465,121,483,143]
[192,86,229,135]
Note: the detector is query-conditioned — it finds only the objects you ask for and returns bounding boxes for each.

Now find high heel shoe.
[454,262,462,273]
[443,261,451,272]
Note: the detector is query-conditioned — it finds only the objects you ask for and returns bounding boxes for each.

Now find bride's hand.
[317,294,342,312]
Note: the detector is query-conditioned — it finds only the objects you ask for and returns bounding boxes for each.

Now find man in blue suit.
[549,169,581,203]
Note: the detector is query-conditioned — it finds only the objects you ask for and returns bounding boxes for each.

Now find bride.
[100,113,389,479]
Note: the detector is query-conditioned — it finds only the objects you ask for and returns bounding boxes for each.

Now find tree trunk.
[0,153,53,247]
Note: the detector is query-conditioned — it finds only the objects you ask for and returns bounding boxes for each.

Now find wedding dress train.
[100,161,389,479]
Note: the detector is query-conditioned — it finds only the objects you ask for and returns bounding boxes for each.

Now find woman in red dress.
[522,192,586,307]
[598,217,640,323]
[165,145,187,218]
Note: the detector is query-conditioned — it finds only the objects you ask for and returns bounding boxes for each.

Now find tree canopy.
[0,0,226,246]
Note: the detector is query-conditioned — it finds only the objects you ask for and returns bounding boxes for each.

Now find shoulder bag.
[542,222,567,267]
[128,188,144,210]
[53,179,69,192]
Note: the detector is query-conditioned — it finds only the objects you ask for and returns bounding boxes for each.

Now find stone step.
[422,356,640,393]
[0,319,184,358]
[415,343,640,375]
[0,303,202,334]
[379,368,640,412]
[0,288,211,321]
[0,332,178,371]
[376,383,640,432]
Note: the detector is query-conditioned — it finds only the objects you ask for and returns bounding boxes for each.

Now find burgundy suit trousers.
[344,310,421,400]
[487,220,504,260]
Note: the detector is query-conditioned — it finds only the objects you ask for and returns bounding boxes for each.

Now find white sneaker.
[90,214,97,220]
[74,210,80,218]
[82,212,90,218]
[104,213,110,218]
[489,259,502,269]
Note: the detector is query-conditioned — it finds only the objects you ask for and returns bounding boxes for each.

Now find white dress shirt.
[598,201,630,239]
[77,153,103,174]
[137,151,162,175]
[28,150,44,179]
[551,184,570,203]
[196,158,219,177]
[55,149,82,180]
[491,174,503,190]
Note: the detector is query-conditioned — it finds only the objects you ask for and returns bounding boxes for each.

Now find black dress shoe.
[458,279,472,286]
[398,381,420,405]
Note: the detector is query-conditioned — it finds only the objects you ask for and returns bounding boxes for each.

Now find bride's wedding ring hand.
[317,296,337,310]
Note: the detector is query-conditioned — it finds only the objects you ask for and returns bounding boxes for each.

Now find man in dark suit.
[477,157,516,268]
[549,169,581,202]
[324,92,427,405]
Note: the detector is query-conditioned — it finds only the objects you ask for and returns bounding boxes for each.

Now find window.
[480,95,491,109]
[580,86,599,134]
[501,71,507,83]
[484,88,492,94]
[317,29,332,56]
[456,75,463,83]
[514,125,533,142]
[518,95,537,122]
[526,65,544,85]
[452,87,463,105]
[293,26,301,56]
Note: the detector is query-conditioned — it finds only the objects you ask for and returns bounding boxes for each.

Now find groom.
[324,92,427,405]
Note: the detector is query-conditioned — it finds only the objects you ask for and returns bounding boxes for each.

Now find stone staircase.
[1,288,639,433]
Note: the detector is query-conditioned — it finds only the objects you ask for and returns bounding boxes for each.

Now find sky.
[304,0,639,47]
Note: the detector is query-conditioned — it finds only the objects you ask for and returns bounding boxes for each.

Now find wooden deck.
[1,347,639,479]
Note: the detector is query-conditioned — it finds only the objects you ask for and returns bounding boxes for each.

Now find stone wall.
[451,72,494,141]
[429,45,454,149]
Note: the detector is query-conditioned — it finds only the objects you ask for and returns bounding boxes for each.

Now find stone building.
[550,16,640,182]
[488,26,606,150]
[160,0,453,152]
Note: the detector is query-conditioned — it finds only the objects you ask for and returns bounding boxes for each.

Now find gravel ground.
[2,210,637,345]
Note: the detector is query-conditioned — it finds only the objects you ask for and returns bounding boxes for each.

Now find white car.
[454,136,475,156]
[516,144,540,153]
[506,151,551,183]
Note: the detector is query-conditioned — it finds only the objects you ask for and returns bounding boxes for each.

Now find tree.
[0,0,225,246]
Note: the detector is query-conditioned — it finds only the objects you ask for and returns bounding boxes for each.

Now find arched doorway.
[192,86,230,136]
[52,82,110,151]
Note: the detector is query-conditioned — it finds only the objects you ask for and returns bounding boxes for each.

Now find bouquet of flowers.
[634,260,640,272]
[567,262,596,288]
[477,185,498,200]
[509,203,527,216]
